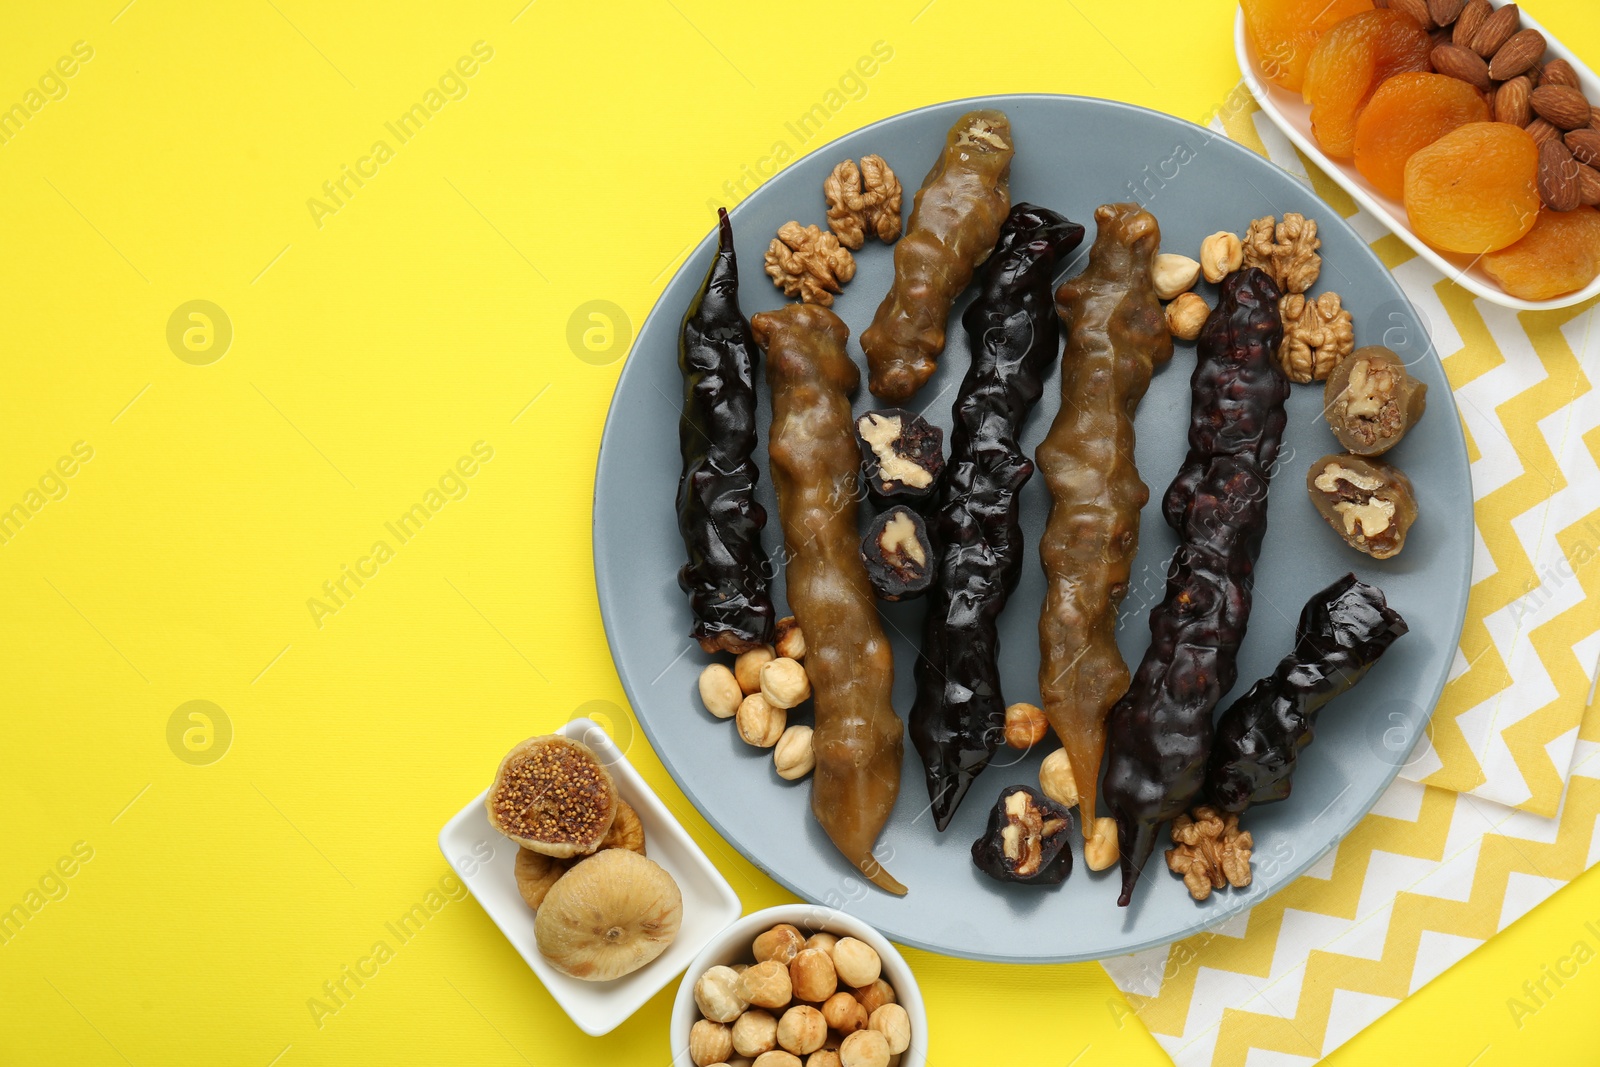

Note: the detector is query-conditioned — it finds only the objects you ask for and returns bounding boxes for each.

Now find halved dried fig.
[486,735,618,858]
[1323,346,1426,456]
[971,785,1074,885]
[534,848,683,981]
[514,848,571,910]
[1307,454,1418,559]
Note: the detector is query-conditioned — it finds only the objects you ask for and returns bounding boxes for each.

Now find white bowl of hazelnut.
[669,903,927,1067]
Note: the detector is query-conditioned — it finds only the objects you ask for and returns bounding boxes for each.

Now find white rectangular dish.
[1234,6,1600,311]
[438,717,741,1036]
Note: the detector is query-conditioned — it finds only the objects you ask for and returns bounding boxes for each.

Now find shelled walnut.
[1242,213,1322,294]
[1278,290,1354,383]
[1165,806,1253,902]
[823,155,903,249]
[764,222,856,306]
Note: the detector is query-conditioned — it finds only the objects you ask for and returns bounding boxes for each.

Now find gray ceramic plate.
[593,95,1472,963]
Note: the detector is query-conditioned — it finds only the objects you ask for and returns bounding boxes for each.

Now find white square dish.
[438,717,742,1036]
[1234,6,1600,312]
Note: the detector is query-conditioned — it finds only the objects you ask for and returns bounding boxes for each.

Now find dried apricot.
[1353,73,1490,200]
[1482,207,1600,300]
[1242,0,1375,93]
[1403,122,1540,255]
[1303,9,1432,159]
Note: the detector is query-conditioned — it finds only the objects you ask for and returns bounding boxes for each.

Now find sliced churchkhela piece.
[1207,574,1409,814]
[1036,203,1174,837]
[751,302,906,895]
[1102,267,1289,907]
[910,203,1084,830]
[862,109,1014,403]
[675,209,775,654]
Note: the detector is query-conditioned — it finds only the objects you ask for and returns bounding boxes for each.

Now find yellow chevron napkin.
[1096,90,1600,1067]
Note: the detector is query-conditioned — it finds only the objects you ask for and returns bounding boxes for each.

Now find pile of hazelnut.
[698,618,817,783]
[688,922,911,1067]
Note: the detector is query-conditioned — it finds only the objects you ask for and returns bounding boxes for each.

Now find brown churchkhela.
[752,302,906,895]
[862,109,1014,403]
[1037,204,1173,833]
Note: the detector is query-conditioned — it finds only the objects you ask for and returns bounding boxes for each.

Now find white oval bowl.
[1235,5,1600,311]
[669,903,928,1067]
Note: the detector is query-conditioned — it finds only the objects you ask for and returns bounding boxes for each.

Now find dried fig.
[597,799,646,855]
[513,848,571,910]
[486,735,618,858]
[533,848,682,980]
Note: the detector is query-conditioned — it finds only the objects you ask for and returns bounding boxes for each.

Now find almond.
[1567,128,1600,168]
[1540,59,1580,90]
[1532,85,1594,131]
[1428,0,1467,25]
[1592,107,1600,133]
[1469,3,1519,58]
[1392,0,1434,29]
[1578,164,1600,207]
[1453,0,1492,47]
[1487,29,1545,80]
[1495,77,1534,127]
[1538,138,1582,212]
[1527,118,1562,147]
[1432,43,1492,92]
[1525,61,1543,88]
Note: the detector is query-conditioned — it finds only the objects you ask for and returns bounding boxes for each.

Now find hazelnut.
[692,1019,735,1066]
[789,947,838,1002]
[821,991,867,1034]
[868,1004,910,1055]
[775,616,807,660]
[1166,292,1210,342]
[754,1053,802,1067]
[1084,816,1120,872]
[699,663,744,719]
[831,938,881,987]
[737,694,787,748]
[732,1009,779,1057]
[1038,748,1079,808]
[807,1053,842,1067]
[753,923,805,965]
[695,964,750,1023]
[1003,702,1048,749]
[735,646,776,694]
[1152,253,1201,300]
[759,657,811,709]
[777,1005,827,1055]
[839,1030,890,1067]
[774,725,816,780]
[851,978,896,1014]
[1200,230,1243,283]
[803,932,838,956]
[736,959,793,1009]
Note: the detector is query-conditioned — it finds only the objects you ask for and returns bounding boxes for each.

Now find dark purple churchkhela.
[675,209,775,654]
[910,203,1085,830]
[1207,574,1409,813]
[1101,267,1289,907]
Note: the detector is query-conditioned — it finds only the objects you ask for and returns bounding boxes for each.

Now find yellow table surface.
[5,1,1600,1063]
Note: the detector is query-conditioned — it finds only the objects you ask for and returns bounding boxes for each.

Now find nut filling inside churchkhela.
[1322,345,1426,457]
[1307,453,1418,560]
[861,506,934,601]
[855,409,945,507]
[971,785,1074,885]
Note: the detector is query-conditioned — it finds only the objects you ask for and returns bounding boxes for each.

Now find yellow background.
[2,1,1598,1063]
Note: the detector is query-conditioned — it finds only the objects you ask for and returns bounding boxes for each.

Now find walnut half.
[764,222,856,307]
[823,155,903,250]
[1279,290,1354,383]
[1166,806,1253,902]
[1243,212,1322,294]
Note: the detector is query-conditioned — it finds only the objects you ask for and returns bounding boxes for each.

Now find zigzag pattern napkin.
[1097,91,1600,1066]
